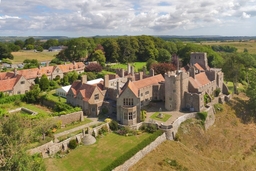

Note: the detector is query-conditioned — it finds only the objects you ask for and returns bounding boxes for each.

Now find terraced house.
[0,62,85,95]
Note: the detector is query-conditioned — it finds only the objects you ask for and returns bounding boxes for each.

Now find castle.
[67,52,229,126]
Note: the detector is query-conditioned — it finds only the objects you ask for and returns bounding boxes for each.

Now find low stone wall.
[28,123,109,158]
[53,111,84,126]
[113,133,166,171]
[204,106,215,130]
[8,107,38,115]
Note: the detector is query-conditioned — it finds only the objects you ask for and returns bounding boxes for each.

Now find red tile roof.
[0,75,21,92]
[133,74,164,89]
[189,72,211,89]
[194,63,204,71]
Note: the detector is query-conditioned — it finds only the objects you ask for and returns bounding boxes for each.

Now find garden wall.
[113,133,166,171]
[53,111,84,126]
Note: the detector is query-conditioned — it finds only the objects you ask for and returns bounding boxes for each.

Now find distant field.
[11,50,58,64]
[198,41,256,54]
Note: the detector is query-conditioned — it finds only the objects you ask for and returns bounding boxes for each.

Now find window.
[91,107,95,112]
[141,93,143,96]
[169,97,172,101]
[173,90,176,92]
[123,98,133,106]
[17,91,21,94]
[94,94,99,100]
[128,112,133,120]
[145,91,149,95]
[21,81,25,84]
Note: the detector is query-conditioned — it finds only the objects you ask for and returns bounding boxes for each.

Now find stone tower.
[190,52,209,70]
[165,70,189,111]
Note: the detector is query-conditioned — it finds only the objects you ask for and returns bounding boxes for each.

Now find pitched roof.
[133,74,164,89]
[193,63,204,71]
[189,72,211,89]
[120,80,139,97]
[0,75,21,92]
[58,62,85,73]
[0,72,15,80]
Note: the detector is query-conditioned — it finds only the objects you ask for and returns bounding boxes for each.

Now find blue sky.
[0,0,255,37]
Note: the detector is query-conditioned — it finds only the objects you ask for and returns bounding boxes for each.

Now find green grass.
[109,62,146,72]
[226,81,245,93]
[11,50,58,64]
[150,112,172,122]
[54,119,93,134]
[45,132,152,171]
[47,90,66,103]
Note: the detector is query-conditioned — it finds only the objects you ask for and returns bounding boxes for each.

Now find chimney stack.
[104,75,109,89]
[139,72,143,80]
[149,68,154,76]
[116,79,120,97]
[81,75,87,84]
[127,64,131,74]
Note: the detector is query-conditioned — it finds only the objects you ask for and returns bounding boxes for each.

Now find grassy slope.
[199,41,256,54]
[44,132,152,171]
[131,94,256,171]
[11,50,58,64]
[109,62,146,71]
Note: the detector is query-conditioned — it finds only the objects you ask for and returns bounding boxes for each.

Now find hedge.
[102,130,163,171]
[0,94,24,104]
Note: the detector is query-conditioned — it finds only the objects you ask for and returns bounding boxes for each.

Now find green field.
[108,62,146,72]
[45,132,152,171]
[199,41,256,54]
[150,112,172,122]
[11,50,58,64]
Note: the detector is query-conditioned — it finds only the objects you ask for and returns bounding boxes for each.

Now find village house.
[0,62,85,95]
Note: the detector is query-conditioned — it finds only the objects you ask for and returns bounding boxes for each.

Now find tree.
[102,39,120,62]
[146,58,158,71]
[0,43,14,60]
[24,37,35,46]
[25,44,34,50]
[85,63,102,72]
[7,43,20,52]
[151,63,176,76]
[90,50,106,66]
[43,39,59,49]
[61,74,69,86]
[34,77,40,84]
[0,114,45,170]
[23,84,40,103]
[39,74,50,91]
[157,48,171,62]
[14,40,24,49]
[36,46,44,52]
[68,71,78,84]
[23,59,39,69]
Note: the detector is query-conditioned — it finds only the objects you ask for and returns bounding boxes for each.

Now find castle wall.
[184,92,204,112]
[190,52,208,70]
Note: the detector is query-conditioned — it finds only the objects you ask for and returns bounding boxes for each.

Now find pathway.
[54,117,103,139]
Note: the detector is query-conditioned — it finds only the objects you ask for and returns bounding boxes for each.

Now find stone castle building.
[67,52,228,126]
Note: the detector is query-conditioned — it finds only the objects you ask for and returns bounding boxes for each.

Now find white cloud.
[0,0,255,36]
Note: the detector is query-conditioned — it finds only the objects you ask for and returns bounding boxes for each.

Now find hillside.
[131,94,256,171]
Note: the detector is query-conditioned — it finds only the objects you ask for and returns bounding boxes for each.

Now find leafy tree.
[61,74,69,85]
[23,84,40,103]
[102,39,120,62]
[0,43,14,60]
[7,43,20,52]
[117,37,137,63]
[39,74,50,91]
[86,72,97,80]
[136,36,159,62]
[23,59,39,69]
[246,69,256,112]
[163,41,178,55]
[24,37,35,46]
[14,40,24,49]
[68,71,78,84]
[36,46,44,52]
[34,77,40,84]
[151,63,176,76]
[85,63,103,72]
[0,114,45,170]
[90,50,106,66]
[157,48,171,62]
[43,39,59,49]
[50,58,63,65]
[146,58,158,71]
[25,44,34,50]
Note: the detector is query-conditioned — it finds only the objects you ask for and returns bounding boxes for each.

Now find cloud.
[0,0,255,36]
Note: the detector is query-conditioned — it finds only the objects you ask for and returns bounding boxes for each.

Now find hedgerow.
[102,130,163,171]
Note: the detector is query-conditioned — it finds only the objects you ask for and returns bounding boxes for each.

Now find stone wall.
[8,107,38,115]
[53,111,84,126]
[28,123,109,158]
[113,133,166,171]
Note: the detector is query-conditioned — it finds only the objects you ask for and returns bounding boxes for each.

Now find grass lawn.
[109,62,146,72]
[45,132,152,171]
[47,90,66,103]
[11,50,58,64]
[54,119,93,134]
[226,81,245,94]
[150,112,172,122]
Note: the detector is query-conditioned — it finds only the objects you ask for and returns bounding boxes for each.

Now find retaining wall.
[113,133,166,171]
[53,111,84,126]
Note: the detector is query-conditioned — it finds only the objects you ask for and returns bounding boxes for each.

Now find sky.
[0,0,256,37]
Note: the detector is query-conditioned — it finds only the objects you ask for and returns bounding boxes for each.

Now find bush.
[85,63,102,72]
[68,139,78,149]
[214,103,223,112]
[109,120,119,131]
[197,112,208,121]
[214,88,221,97]
[140,124,158,133]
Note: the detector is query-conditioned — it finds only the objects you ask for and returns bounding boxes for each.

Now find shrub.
[109,120,119,131]
[68,139,78,149]
[214,88,221,97]
[140,124,158,133]
[214,103,223,112]
[140,110,147,122]
[197,112,208,121]
[85,63,102,72]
